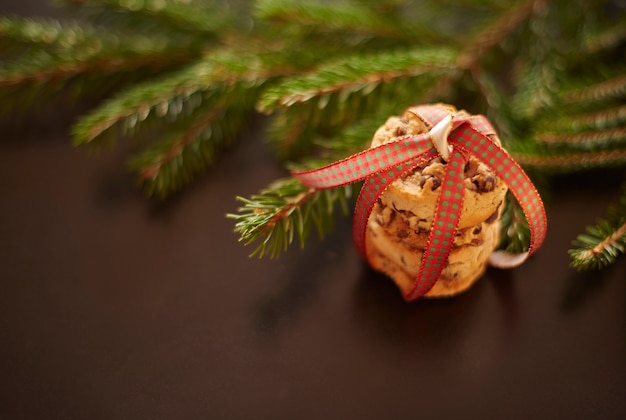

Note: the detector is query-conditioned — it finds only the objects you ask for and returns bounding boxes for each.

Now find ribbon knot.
[429,112,453,161]
[292,104,547,300]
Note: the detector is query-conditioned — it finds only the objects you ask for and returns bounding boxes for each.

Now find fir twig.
[541,104,626,132]
[457,0,543,70]
[71,50,272,147]
[511,147,626,171]
[255,0,407,39]
[562,74,626,106]
[259,47,456,159]
[227,177,355,258]
[536,127,626,148]
[57,0,239,36]
[569,222,626,270]
[0,15,198,116]
[569,185,626,270]
[583,21,626,54]
[127,103,251,197]
[258,47,457,112]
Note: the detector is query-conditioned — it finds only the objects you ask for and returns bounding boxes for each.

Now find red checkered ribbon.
[292,104,547,300]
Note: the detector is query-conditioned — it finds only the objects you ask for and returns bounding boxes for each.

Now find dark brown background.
[1,1,625,419]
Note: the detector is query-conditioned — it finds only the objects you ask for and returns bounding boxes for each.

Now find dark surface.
[1,2,626,419]
[2,110,626,420]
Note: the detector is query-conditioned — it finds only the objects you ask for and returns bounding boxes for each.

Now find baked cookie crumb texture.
[365,106,508,298]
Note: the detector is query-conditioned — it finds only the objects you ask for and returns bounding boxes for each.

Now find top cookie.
[370,106,508,229]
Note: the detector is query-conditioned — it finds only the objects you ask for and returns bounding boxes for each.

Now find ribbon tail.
[449,125,548,268]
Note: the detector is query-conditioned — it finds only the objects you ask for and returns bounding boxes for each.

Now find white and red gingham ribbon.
[292,104,547,300]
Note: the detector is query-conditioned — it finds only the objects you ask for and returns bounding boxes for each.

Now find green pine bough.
[1,0,625,270]
[569,184,626,271]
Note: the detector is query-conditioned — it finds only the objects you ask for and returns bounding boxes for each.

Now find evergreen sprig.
[125,91,257,197]
[0,14,199,115]
[259,47,456,159]
[256,0,406,39]
[56,0,241,36]
[71,50,272,147]
[1,0,625,269]
[513,69,626,172]
[569,184,626,270]
[227,177,356,258]
[258,47,457,112]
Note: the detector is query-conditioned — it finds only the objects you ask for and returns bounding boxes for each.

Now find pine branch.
[255,0,408,39]
[71,50,273,148]
[277,104,391,175]
[259,47,456,159]
[536,126,626,149]
[581,6,626,54]
[0,49,190,88]
[469,67,517,141]
[70,48,277,196]
[303,105,394,168]
[509,0,573,120]
[457,0,543,70]
[258,47,457,112]
[569,185,626,270]
[419,0,547,122]
[227,177,355,258]
[127,101,254,197]
[0,16,94,56]
[522,52,626,171]
[511,145,626,171]
[562,73,626,107]
[0,16,199,115]
[560,2,626,271]
[541,104,626,132]
[569,221,626,270]
[57,0,241,37]
[0,15,197,73]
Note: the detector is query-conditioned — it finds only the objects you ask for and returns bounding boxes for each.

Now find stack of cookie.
[365,106,508,297]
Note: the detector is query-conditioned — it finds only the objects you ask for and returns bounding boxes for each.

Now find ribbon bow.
[292,104,547,300]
